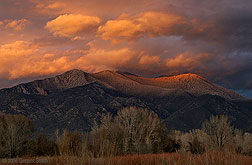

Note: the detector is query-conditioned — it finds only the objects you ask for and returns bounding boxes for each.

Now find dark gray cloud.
[159,0,252,89]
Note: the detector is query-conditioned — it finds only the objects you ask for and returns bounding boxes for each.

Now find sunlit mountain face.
[0,0,251,94]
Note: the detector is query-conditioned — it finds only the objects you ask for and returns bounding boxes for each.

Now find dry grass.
[44,152,252,165]
[2,152,251,164]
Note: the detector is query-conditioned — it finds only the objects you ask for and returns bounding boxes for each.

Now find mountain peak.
[6,69,97,95]
[157,73,204,81]
[55,69,87,81]
[96,70,117,74]
[175,73,202,78]
[62,69,85,75]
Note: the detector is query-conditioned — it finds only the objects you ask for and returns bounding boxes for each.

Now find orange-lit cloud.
[0,19,30,32]
[97,12,207,43]
[139,55,160,65]
[45,14,101,37]
[30,1,68,15]
[46,2,67,10]
[0,41,37,78]
[0,41,82,79]
[166,53,199,69]
[165,52,216,71]
[4,19,29,32]
[74,40,136,72]
[30,0,157,17]
[75,40,165,75]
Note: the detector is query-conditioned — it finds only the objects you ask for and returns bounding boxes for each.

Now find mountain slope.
[91,70,184,97]
[117,72,242,99]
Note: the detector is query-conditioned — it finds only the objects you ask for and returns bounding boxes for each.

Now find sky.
[0,0,251,91]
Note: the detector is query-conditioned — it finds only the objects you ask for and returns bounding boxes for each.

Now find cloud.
[163,52,219,76]
[30,0,157,17]
[0,41,83,79]
[75,40,136,72]
[2,19,29,32]
[0,41,37,78]
[46,2,67,10]
[45,14,101,37]
[75,40,166,75]
[97,12,209,43]
[139,55,160,65]
[165,53,211,69]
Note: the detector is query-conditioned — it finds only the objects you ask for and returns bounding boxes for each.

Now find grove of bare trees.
[89,107,174,157]
[1,107,252,158]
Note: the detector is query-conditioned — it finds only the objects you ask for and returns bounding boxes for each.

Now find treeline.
[1,107,252,158]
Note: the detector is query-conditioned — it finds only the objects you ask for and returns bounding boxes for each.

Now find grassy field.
[45,152,252,165]
[1,152,252,164]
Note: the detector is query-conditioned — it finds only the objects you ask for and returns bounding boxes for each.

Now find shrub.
[35,134,57,156]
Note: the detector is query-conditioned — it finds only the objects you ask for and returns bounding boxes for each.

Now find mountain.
[0,69,251,136]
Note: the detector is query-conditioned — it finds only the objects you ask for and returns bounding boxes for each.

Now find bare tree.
[201,115,233,151]
[234,130,252,155]
[179,129,207,154]
[115,107,162,154]
[89,114,124,157]
[57,130,82,156]
[0,114,33,158]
